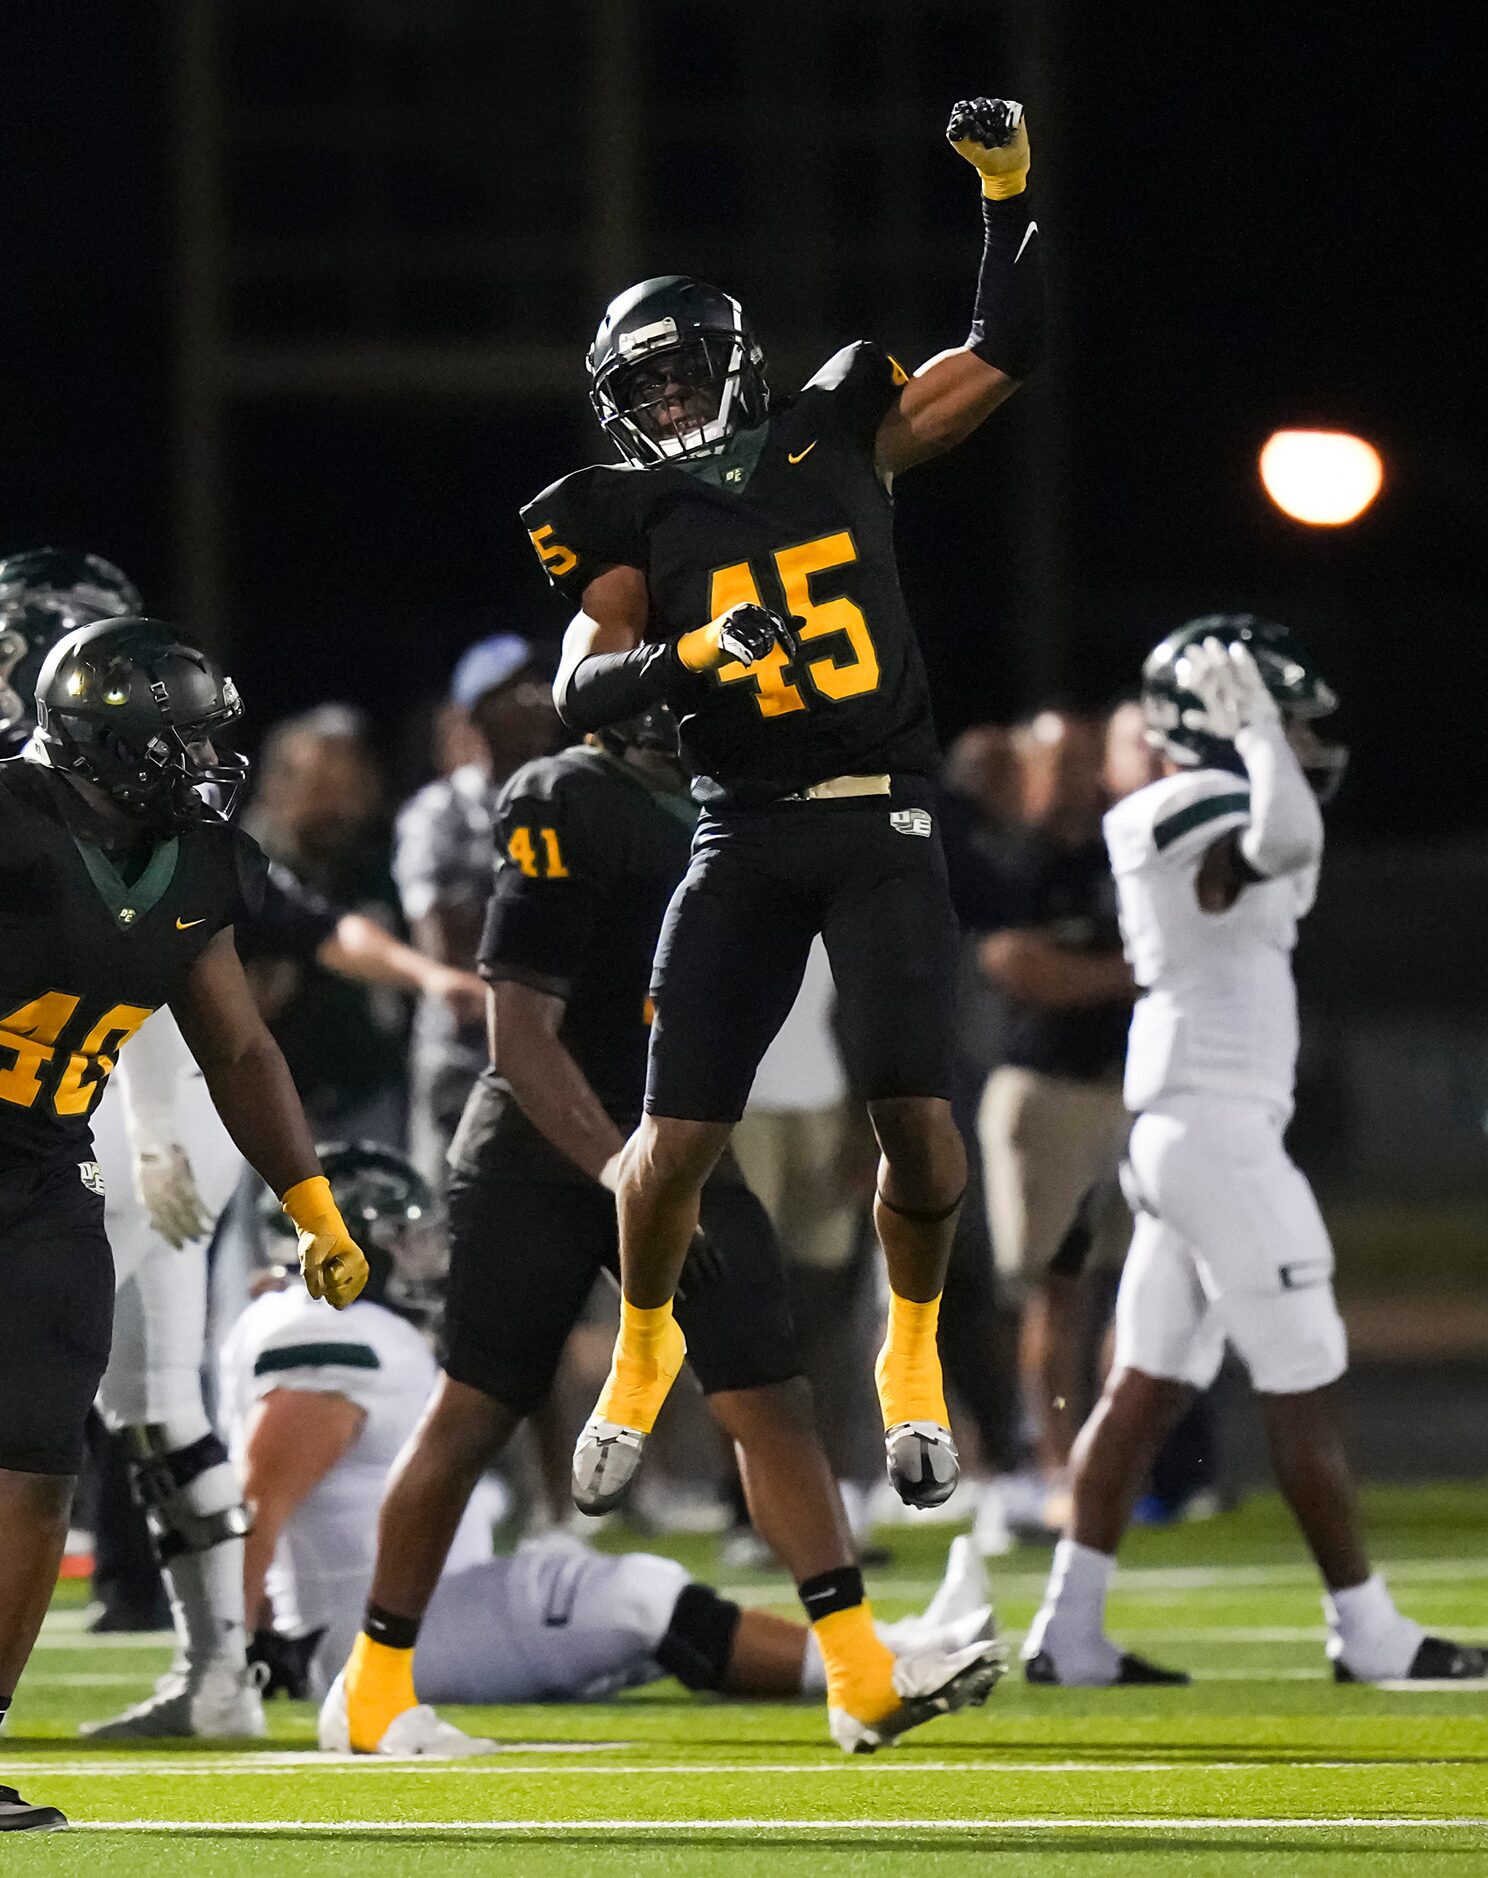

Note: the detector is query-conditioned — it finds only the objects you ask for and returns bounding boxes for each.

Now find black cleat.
[1024,1649,1191,1687]
[0,1785,68,1832]
[1334,1636,1488,1684]
[884,1420,960,1510]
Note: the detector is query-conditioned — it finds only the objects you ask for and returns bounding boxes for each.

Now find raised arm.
[875,97,1045,478]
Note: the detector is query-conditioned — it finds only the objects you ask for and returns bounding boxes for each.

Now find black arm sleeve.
[967,194,1045,378]
[555,641,696,733]
[235,858,341,964]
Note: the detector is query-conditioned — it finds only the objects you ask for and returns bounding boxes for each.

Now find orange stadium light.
[1259,429,1384,526]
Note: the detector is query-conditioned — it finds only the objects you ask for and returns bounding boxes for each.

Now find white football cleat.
[829,1631,1006,1754]
[81,1659,266,1740]
[572,1417,647,1516]
[884,1420,960,1509]
[317,1670,496,1758]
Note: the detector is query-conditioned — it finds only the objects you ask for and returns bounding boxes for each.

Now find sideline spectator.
[243,704,407,1141]
[393,635,562,1193]
[963,710,1136,1527]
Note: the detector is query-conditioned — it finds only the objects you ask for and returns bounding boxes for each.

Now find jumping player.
[517,104,1044,1749]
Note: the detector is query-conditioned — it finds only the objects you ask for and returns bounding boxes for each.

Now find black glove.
[715,603,803,667]
[248,1624,324,1700]
[676,1226,724,1302]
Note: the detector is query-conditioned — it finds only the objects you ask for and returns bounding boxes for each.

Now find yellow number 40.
[708,531,880,718]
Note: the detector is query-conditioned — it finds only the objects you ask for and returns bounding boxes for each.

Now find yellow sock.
[874,1290,950,1430]
[813,1602,899,1725]
[595,1298,687,1433]
[344,1630,416,1753]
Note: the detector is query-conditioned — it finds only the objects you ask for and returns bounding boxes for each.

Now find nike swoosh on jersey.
[787,441,817,464]
[176,916,206,930]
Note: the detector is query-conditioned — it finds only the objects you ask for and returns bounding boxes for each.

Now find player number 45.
[709,531,880,718]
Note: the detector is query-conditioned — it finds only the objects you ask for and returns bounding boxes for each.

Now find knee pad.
[654,1580,743,1693]
[123,1422,250,1559]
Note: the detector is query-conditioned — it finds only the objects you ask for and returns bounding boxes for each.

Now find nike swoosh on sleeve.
[1015,220,1039,263]
[787,441,817,464]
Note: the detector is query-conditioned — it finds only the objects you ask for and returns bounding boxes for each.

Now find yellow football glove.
[947,97,1030,199]
[281,1174,370,1310]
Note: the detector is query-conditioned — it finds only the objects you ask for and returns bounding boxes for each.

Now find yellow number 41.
[708,531,880,718]
[507,827,569,879]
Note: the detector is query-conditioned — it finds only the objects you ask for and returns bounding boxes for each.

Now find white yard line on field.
[10,1756,1481,1779]
[61,1816,1488,1835]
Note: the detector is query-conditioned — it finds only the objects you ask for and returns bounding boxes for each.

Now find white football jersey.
[219,1288,496,1652]
[1103,768,1319,1115]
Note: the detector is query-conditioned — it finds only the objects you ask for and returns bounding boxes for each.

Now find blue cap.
[450,633,537,710]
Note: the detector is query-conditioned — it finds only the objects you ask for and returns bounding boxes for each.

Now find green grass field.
[5,1485,1486,1874]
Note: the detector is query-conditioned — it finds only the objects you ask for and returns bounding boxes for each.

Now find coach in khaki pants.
[960,713,1136,1521]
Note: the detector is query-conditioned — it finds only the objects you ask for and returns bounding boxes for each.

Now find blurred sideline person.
[0,618,370,1833]
[217,1145,991,1732]
[333,714,1002,1758]
[1024,620,1484,1687]
[961,710,1135,1528]
[245,706,407,1140]
[393,634,562,1195]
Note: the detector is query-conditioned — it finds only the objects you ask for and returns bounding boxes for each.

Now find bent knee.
[624,1115,730,1196]
[871,1097,966,1207]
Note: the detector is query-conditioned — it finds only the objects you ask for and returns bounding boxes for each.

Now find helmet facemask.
[592,328,766,466]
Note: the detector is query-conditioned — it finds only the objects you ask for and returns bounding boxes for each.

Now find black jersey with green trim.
[452,743,697,1182]
[0,757,266,1172]
[521,342,941,806]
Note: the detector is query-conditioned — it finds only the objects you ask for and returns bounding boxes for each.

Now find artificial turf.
[4,1484,1485,1874]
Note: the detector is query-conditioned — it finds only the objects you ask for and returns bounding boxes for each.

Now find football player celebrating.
[214,1144,992,1733]
[331,714,1003,1755]
[1022,619,1485,1687]
[0,617,370,1832]
[519,98,1042,1737]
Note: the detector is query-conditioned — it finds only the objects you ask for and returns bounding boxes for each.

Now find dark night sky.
[4,2,1483,839]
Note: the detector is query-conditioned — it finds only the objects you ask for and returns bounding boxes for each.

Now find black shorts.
[442,1169,801,1415]
[645,784,959,1123]
[0,1157,115,1473]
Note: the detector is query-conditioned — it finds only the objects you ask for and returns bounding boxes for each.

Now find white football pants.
[1114,1093,1348,1396]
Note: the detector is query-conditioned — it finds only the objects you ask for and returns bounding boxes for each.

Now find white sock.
[164,1537,248,1676]
[1022,1538,1122,1683]
[1324,1573,1425,1680]
[798,1628,826,1696]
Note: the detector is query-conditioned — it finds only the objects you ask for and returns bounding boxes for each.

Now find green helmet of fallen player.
[0,547,143,741]
[1141,613,1348,801]
[31,616,249,827]
[260,1142,447,1334]
[588,275,770,467]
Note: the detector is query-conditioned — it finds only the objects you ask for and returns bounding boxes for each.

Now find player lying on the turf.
[333,715,1003,1755]
[1023,618,1485,1688]
[216,1144,995,1750]
[0,617,371,1833]
[519,95,1041,1739]
[3,544,485,1747]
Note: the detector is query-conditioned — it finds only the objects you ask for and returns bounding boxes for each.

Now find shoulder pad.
[520,464,648,604]
[493,747,615,881]
[1105,770,1252,872]
[801,340,909,397]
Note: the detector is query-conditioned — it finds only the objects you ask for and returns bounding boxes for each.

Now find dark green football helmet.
[260,1141,446,1334]
[0,548,143,742]
[1141,614,1347,801]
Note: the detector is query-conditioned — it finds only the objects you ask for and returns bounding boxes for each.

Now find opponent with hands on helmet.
[1022,617,1484,1689]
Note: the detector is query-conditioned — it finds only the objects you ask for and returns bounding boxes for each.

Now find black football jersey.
[0,758,265,1172]
[521,342,941,806]
[452,743,696,1181]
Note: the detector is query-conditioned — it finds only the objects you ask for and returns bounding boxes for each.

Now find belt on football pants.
[781,773,892,803]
